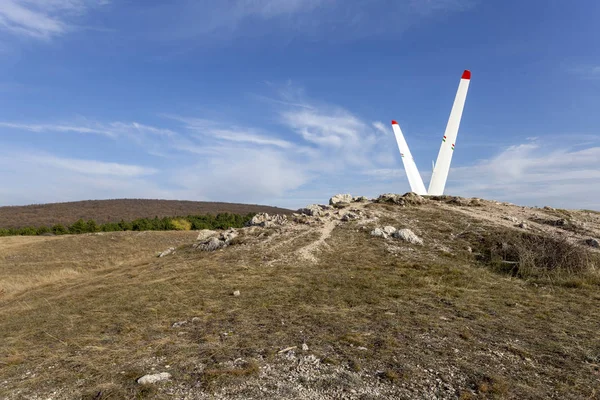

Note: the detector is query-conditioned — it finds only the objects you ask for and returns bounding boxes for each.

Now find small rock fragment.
[233,290,241,297]
[172,321,188,328]
[382,226,397,236]
[392,229,423,245]
[137,372,172,385]
[370,228,385,238]
[302,343,309,351]
[585,238,599,248]
[158,247,175,258]
[518,222,528,229]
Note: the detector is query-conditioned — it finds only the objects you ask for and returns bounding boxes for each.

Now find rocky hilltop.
[1,193,599,400]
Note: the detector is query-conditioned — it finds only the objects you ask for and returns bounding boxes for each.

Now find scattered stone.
[137,372,172,385]
[543,206,555,210]
[370,228,385,238]
[555,219,569,227]
[382,226,397,236]
[191,317,201,323]
[585,238,599,248]
[329,194,353,205]
[352,196,369,202]
[503,216,519,223]
[519,222,528,229]
[341,212,359,222]
[233,290,241,297]
[447,196,470,206]
[196,229,217,241]
[377,193,404,204]
[402,192,425,205]
[466,246,473,253]
[158,247,175,258]
[278,346,297,354]
[172,320,188,328]
[392,229,423,245]
[197,237,226,252]
[220,229,239,243]
[302,343,309,351]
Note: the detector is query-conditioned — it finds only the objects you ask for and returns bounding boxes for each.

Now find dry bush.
[170,218,192,231]
[474,230,599,284]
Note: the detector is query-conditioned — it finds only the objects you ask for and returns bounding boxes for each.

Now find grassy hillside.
[1,196,599,399]
[0,199,293,229]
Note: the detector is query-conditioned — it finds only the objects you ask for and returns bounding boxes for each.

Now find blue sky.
[1,0,599,209]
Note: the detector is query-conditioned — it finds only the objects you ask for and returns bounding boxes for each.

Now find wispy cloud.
[0,121,117,137]
[141,0,476,43]
[0,0,108,40]
[569,65,600,80]
[25,153,158,177]
[448,139,600,209]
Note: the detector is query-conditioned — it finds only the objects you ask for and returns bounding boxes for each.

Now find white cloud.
[0,0,107,40]
[448,139,600,209]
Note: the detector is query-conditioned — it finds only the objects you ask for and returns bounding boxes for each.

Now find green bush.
[36,226,51,235]
[18,227,38,236]
[52,224,68,235]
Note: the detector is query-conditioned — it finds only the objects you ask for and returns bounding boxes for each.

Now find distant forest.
[0,199,293,229]
[0,213,254,237]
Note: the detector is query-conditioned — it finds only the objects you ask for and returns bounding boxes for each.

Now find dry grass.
[1,202,599,399]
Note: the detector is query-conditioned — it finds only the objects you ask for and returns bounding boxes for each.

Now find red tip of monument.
[462,70,471,80]
[391,120,398,125]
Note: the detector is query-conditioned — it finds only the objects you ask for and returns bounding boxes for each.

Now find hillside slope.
[0,199,293,229]
[1,194,599,399]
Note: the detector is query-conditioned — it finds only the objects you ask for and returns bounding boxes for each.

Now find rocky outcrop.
[196,229,217,241]
[194,229,239,251]
[376,192,425,206]
[352,196,369,203]
[298,204,330,217]
[248,213,287,228]
[329,194,353,206]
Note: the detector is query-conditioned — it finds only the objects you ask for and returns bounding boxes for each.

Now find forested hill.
[0,199,293,229]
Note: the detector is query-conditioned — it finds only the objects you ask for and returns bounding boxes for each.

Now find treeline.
[0,213,254,237]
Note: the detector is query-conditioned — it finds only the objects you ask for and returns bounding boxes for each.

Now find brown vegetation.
[0,199,293,229]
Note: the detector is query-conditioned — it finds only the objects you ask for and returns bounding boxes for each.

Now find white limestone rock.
[137,372,172,385]
[392,229,423,245]
[329,194,353,205]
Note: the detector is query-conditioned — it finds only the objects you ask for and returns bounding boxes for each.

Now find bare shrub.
[474,231,599,284]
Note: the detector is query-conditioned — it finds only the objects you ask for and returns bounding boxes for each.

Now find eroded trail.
[297,219,339,262]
